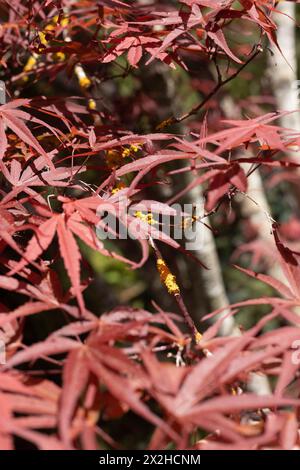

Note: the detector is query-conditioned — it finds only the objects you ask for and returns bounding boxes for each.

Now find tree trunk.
[268,2,300,132]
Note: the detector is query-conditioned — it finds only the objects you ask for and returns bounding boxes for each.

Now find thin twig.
[148,235,201,342]
[156,45,263,130]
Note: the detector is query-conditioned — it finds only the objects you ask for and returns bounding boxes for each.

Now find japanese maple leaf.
[205,163,247,211]
[0,156,84,188]
[7,196,138,314]
[0,99,55,169]
[103,36,160,67]
[195,112,291,153]
[6,211,84,314]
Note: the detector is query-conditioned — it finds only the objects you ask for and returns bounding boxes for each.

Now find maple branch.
[156,45,263,131]
[148,235,202,343]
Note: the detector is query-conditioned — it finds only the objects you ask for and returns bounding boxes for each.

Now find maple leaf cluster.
[0,0,300,450]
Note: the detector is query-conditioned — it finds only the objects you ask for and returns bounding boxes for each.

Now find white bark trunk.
[269,2,300,133]
[188,183,240,336]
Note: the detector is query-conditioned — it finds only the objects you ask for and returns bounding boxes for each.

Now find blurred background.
[1,0,300,352]
[1,0,300,450]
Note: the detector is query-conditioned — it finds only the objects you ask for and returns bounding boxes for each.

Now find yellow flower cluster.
[88,98,97,110]
[122,144,140,158]
[39,15,69,45]
[106,144,141,169]
[156,258,180,295]
[23,15,69,79]
[134,211,155,225]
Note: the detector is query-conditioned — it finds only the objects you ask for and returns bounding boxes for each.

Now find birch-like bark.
[0,81,5,105]
[187,182,240,336]
[268,2,300,207]
[221,96,283,282]
[237,167,284,280]
[222,2,299,272]
[268,2,300,133]
[188,177,271,392]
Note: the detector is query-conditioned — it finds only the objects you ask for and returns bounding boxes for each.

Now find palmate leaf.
[7,188,204,314]
[4,337,80,369]
[0,99,55,169]
[0,392,13,450]
[234,265,294,299]
[87,355,179,442]
[56,216,85,315]
[196,112,293,152]
[184,394,300,420]
[59,349,90,448]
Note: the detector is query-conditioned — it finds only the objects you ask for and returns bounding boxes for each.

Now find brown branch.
[148,236,202,343]
[156,45,263,131]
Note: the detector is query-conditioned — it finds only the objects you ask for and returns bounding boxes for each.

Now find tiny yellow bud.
[157,259,165,268]
[53,52,66,62]
[134,211,155,225]
[146,213,155,225]
[194,331,202,344]
[122,144,140,158]
[39,31,48,45]
[88,99,97,110]
[60,17,69,27]
[112,182,126,194]
[79,76,92,89]
[23,56,37,72]
[74,65,92,89]
[45,23,55,31]
[122,148,131,158]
